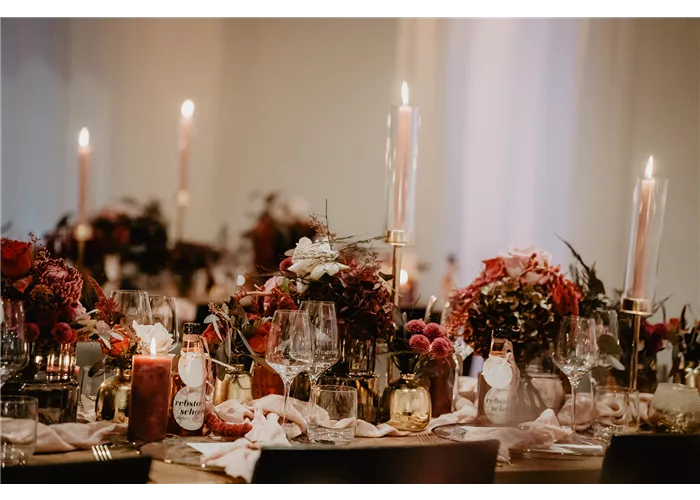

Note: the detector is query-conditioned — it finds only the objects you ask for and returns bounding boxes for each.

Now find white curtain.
[442,18,700,315]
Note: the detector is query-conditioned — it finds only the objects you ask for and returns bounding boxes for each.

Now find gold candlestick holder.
[73,222,93,269]
[621,296,652,391]
[385,230,408,385]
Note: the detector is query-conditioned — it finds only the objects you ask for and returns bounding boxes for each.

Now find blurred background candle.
[77,127,90,225]
[384,81,420,246]
[128,339,173,443]
[622,155,668,304]
[175,99,195,242]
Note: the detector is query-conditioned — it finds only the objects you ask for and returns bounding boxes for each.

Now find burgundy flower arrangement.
[388,319,454,375]
[446,247,582,364]
[2,237,85,345]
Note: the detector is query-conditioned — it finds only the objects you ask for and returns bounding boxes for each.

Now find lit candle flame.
[644,155,654,179]
[181,99,195,119]
[401,81,409,106]
[150,337,157,357]
[78,127,90,148]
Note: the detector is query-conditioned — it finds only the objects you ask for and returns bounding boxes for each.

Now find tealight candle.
[127,339,173,443]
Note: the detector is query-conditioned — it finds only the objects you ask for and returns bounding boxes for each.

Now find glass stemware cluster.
[265,302,341,427]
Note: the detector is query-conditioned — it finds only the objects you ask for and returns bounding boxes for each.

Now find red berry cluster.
[205,412,253,438]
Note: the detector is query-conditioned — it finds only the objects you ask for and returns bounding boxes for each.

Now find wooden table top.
[29,433,604,484]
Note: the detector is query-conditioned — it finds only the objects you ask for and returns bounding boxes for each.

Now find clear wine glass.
[1,298,30,388]
[553,316,598,435]
[591,309,621,384]
[110,290,152,327]
[149,295,179,350]
[301,301,340,397]
[266,310,313,425]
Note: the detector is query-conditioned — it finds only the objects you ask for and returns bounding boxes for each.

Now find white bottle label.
[484,387,513,426]
[173,386,205,430]
[178,352,206,388]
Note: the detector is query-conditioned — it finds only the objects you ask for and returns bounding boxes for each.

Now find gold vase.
[95,369,131,423]
[381,373,431,431]
[213,364,253,406]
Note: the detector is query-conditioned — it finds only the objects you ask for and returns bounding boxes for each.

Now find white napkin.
[454,409,573,462]
[33,420,127,453]
[557,392,653,430]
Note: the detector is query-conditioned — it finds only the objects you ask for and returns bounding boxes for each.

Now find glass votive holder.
[592,386,640,439]
[308,385,357,445]
[648,383,700,434]
[1,396,39,466]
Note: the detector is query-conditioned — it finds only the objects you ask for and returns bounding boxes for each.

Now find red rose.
[100,334,131,357]
[249,322,271,354]
[1,239,33,279]
[25,322,41,342]
[51,322,77,345]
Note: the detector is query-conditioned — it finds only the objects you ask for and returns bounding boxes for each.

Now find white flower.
[285,237,349,280]
[500,246,552,279]
[132,320,174,355]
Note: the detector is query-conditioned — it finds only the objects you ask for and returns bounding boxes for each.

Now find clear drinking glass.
[300,301,340,396]
[553,317,598,435]
[266,310,313,425]
[1,396,39,466]
[592,386,640,439]
[149,295,180,349]
[110,290,152,326]
[1,298,30,388]
[308,385,357,444]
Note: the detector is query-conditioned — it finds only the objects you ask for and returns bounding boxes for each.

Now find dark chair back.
[1,456,152,484]
[252,440,499,484]
[601,434,700,483]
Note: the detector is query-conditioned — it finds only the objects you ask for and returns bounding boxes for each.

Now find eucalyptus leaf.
[88,360,105,378]
[598,333,622,356]
[608,355,625,371]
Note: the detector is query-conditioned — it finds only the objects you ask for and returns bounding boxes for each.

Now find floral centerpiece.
[2,237,86,380]
[446,247,582,368]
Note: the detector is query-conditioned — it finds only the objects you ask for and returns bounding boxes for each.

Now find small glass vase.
[95,368,131,423]
[213,364,253,406]
[380,373,431,432]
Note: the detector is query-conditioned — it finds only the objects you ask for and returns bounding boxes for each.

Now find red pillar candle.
[128,354,173,443]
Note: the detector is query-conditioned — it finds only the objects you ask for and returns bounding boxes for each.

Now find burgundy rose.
[430,337,452,359]
[25,322,41,343]
[1,238,33,279]
[424,323,446,342]
[409,334,431,354]
[405,319,426,335]
[51,322,77,345]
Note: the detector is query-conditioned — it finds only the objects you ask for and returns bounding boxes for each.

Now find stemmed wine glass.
[553,316,598,436]
[266,310,313,425]
[1,299,30,389]
[149,295,180,351]
[110,290,153,327]
[301,301,340,397]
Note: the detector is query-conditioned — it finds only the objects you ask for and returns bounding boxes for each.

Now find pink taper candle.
[177,99,194,207]
[77,127,90,224]
[393,82,411,230]
[631,156,655,298]
[128,339,173,443]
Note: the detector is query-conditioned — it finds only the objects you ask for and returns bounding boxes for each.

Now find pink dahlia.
[430,337,452,359]
[409,334,431,354]
[405,319,426,335]
[424,322,446,342]
[37,257,83,304]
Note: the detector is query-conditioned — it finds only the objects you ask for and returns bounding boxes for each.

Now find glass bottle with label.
[167,323,210,436]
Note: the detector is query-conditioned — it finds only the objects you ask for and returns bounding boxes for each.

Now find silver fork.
[417,433,435,445]
[92,444,113,462]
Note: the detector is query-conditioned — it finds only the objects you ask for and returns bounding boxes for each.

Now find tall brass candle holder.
[621,157,667,391]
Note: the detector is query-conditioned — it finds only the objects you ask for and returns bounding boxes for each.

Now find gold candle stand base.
[621,296,653,392]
